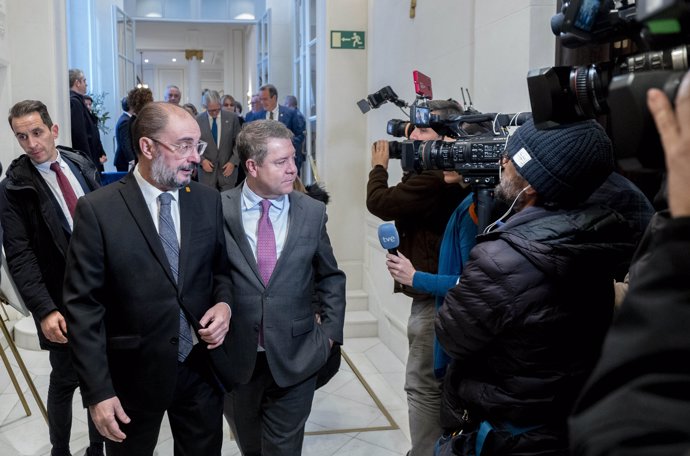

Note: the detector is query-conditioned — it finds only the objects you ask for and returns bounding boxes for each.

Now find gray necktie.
[158,193,193,362]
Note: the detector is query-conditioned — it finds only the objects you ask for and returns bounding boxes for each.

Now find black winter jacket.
[70,90,105,170]
[570,212,690,456]
[1,149,100,350]
[436,205,636,453]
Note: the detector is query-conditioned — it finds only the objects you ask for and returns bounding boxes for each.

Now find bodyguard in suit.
[63,102,233,455]
[2,100,104,456]
[222,120,346,455]
[256,84,306,173]
[196,90,241,191]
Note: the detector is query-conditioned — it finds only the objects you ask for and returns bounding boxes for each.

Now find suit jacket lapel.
[224,188,264,286]
[118,174,178,288]
[272,192,304,278]
[177,185,194,289]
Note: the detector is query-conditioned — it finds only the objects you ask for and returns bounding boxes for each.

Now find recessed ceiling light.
[235,13,255,20]
[172,58,177,62]
[201,59,205,63]
[144,58,149,63]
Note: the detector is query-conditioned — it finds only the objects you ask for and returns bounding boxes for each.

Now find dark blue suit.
[243,110,265,123]
[114,112,135,172]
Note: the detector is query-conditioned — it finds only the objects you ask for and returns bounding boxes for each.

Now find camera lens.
[570,64,609,118]
[388,141,403,160]
[387,119,413,138]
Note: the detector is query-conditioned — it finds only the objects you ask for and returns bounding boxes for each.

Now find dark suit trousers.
[105,346,223,456]
[224,352,317,456]
[48,350,103,455]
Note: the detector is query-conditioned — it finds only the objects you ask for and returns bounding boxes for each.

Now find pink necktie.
[50,162,78,216]
[257,199,276,348]
[257,199,277,285]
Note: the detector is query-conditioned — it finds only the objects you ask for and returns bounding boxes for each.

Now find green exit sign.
[331,30,365,49]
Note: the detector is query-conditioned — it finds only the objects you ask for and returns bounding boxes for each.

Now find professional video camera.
[527,0,690,171]
[358,71,531,230]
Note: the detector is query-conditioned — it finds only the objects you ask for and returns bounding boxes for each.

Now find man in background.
[196,90,241,191]
[2,99,103,456]
[69,68,107,171]
[244,93,264,122]
[164,84,181,105]
[252,84,305,173]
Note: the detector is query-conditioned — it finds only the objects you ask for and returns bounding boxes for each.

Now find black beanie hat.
[505,119,614,206]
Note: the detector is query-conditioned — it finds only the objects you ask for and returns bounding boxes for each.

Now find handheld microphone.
[377,223,400,255]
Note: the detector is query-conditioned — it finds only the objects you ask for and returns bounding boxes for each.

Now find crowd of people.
[368,79,689,455]
[1,72,329,456]
[0,63,689,456]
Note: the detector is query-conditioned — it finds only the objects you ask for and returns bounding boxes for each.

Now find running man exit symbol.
[331,30,366,49]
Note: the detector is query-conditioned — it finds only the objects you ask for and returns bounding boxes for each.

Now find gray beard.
[151,152,192,190]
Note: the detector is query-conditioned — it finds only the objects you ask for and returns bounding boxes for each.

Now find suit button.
[253,324,260,332]
[170,337,178,345]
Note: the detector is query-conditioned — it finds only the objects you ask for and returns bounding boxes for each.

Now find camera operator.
[569,71,690,456]
[435,119,637,455]
[366,99,468,456]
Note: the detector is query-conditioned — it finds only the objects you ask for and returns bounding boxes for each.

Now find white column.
[187,52,201,108]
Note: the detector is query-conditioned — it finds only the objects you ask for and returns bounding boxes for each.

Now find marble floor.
[0,335,411,456]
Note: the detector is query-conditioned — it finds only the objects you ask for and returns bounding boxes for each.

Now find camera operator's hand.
[386,251,415,287]
[371,140,390,170]
[648,71,690,218]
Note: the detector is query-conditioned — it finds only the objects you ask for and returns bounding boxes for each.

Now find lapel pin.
[185,186,191,192]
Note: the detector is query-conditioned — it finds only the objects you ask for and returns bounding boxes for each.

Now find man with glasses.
[197,90,241,191]
[63,102,233,455]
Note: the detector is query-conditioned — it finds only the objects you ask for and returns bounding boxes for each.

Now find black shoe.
[84,445,104,456]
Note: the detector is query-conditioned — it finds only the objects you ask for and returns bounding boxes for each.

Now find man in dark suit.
[196,90,241,191]
[2,100,103,456]
[69,68,107,171]
[113,96,134,172]
[63,102,233,455]
[257,84,306,173]
[243,93,265,123]
[221,120,346,455]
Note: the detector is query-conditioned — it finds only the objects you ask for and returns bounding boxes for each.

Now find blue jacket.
[413,192,477,377]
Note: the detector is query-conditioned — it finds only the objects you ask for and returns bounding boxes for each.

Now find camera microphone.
[377,223,400,255]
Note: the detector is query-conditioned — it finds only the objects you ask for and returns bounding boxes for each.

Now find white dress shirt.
[240,182,290,263]
[33,151,86,230]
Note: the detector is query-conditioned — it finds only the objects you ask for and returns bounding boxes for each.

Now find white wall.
[264,0,293,99]
[0,0,70,170]
[135,22,247,107]
[319,0,557,362]
[67,0,124,169]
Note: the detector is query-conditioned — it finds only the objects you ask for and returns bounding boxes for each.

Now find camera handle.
[473,185,495,234]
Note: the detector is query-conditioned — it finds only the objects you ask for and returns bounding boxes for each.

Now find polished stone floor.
[0,336,410,455]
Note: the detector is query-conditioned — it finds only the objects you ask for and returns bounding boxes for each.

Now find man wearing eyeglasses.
[63,102,233,455]
[197,90,241,191]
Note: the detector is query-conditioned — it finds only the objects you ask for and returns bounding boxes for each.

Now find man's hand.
[99,154,108,164]
[222,162,235,177]
[201,158,214,173]
[648,71,690,218]
[89,397,130,442]
[40,310,68,344]
[385,251,415,287]
[198,302,231,349]
[371,140,390,170]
